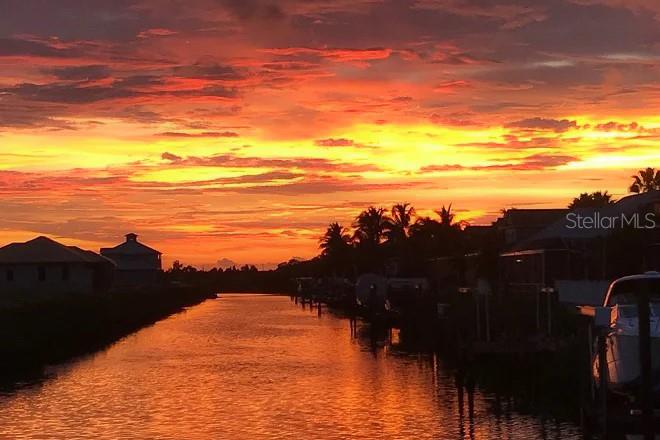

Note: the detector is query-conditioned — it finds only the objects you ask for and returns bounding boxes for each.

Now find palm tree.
[319,222,352,275]
[387,202,416,243]
[409,216,442,240]
[629,167,660,193]
[568,191,615,209]
[353,206,390,246]
[436,204,456,228]
[408,204,467,260]
[409,216,443,258]
[319,222,351,257]
[351,207,391,273]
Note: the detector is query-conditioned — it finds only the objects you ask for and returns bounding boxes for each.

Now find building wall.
[113,269,161,287]
[101,253,161,271]
[0,263,96,295]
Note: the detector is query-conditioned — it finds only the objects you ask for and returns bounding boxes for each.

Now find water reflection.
[0,294,582,439]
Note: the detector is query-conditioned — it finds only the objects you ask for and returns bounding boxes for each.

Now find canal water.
[0,294,583,439]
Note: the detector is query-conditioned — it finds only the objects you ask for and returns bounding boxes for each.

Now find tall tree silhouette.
[629,167,660,193]
[409,216,443,259]
[568,191,615,209]
[352,207,390,272]
[409,204,465,260]
[353,206,390,246]
[319,222,352,276]
[436,204,457,228]
[386,202,415,244]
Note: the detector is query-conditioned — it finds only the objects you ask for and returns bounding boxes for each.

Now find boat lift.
[577,274,658,439]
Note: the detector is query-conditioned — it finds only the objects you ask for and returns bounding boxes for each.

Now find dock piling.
[638,285,653,440]
[597,328,608,438]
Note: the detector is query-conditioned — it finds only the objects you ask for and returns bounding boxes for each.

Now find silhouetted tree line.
[173,168,659,292]
[169,202,483,292]
[316,203,470,277]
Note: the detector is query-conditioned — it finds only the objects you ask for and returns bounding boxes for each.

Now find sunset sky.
[1,0,659,267]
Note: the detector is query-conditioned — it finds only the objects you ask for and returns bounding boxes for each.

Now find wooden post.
[475,291,481,341]
[580,321,593,435]
[485,293,491,343]
[546,290,552,336]
[588,323,595,402]
[598,329,608,438]
[536,286,541,331]
[638,283,653,440]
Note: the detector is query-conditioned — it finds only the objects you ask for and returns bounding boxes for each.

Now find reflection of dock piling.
[455,370,476,440]
[291,268,659,439]
[638,283,654,440]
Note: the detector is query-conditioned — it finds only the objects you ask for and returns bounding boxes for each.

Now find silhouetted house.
[100,233,162,286]
[427,211,567,293]
[428,226,495,291]
[463,225,495,251]
[426,225,498,294]
[0,236,114,295]
[500,191,660,302]
[494,208,569,248]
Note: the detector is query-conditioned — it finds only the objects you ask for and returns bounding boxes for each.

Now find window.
[38,266,46,282]
[6,269,13,282]
[62,265,70,281]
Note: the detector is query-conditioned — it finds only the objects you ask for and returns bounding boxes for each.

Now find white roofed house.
[100,233,162,287]
[0,236,115,296]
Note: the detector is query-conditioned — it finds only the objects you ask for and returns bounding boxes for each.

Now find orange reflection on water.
[0,295,582,439]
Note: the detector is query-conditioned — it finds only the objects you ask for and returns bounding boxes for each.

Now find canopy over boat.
[604,271,660,307]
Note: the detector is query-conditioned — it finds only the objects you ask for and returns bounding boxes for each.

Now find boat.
[355,273,388,311]
[355,274,429,314]
[593,271,660,395]
[385,277,430,313]
[295,277,319,300]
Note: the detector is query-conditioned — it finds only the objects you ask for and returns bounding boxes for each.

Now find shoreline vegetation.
[0,286,216,381]
[172,169,660,292]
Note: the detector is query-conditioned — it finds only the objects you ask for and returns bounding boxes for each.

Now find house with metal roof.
[0,236,115,295]
[100,233,162,286]
[493,208,570,249]
[499,190,660,303]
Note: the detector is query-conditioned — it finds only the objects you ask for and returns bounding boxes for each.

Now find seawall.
[0,286,216,379]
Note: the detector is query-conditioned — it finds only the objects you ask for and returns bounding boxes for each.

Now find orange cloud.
[0,0,659,265]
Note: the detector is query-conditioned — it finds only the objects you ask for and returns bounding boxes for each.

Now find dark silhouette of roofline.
[100,233,161,256]
[0,236,114,265]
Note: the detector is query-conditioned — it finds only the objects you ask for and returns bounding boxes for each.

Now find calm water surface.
[0,294,583,439]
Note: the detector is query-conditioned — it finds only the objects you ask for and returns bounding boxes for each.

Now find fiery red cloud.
[0,0,659,265]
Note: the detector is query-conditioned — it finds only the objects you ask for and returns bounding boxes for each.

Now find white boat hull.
[597,334,660,389]
[591,273,660,394]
